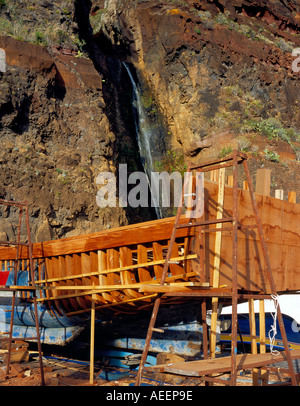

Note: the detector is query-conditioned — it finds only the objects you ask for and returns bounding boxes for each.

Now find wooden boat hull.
[0,178,299,347]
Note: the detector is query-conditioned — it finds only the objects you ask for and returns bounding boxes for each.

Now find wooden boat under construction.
[0,160,299,353]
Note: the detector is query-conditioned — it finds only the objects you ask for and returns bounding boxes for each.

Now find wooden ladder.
[135,150,298,386]
[0,200,45,385]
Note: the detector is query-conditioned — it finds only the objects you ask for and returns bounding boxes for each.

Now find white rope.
[268,294,280,356]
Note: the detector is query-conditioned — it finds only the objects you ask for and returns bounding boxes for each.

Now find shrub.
[263,149,280,163]
[35,30,47,46]
[219,145,233,158]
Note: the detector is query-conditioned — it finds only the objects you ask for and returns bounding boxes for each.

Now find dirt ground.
[0,352,293,387]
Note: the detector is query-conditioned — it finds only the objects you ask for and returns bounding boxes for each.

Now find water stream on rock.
[123,63,169,219]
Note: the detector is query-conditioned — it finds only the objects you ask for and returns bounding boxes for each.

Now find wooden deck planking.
[147,350,300,377]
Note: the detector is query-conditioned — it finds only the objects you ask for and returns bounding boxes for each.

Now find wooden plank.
[152,242,163,279]
[90,294,96,385]
[44,257,52,303]
[288,191,296,203]
[169,242,183,276]
[90,251,104,304]
[255,169,270,196]
[0,285,35,291]
[81,252,92,303]
[36,289,102,302]
[36,273,201,302]
[0,217,189,260]
[35,255,197,284]
[210,169,218,182]
[243,180,249,191]
[138,244,151,282]
[285,245,300,292]
[147,349,300,377]
[73,253,88,309]
[38,279,209,292]
[65,294,158,317]
[58,255,72,312]
[261,195,283,245]
[139,285,231,294]
[281,200,300,247]
[259,299,268,385]
[98,249,112,303]
[48,257,62,314]
[227,175,233,187]
[106,248,121,301]
[275,189,284,200]
[27,217,193,259]
[248,298,259,385]
[65,254,80,311]
[210,167,225,359]
[120,246,142,299]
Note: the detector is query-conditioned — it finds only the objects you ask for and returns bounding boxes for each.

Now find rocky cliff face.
[96,0,300,181]
[0,35,130,241]
[0,0,299,241]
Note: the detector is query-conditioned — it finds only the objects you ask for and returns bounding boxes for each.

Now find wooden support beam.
[140,285,231,295]
[243,180,249,191]
[248,298,259,385]
[147,349,300,377]
[65,294,158,316]
[288,191,297,203]
[90,294,96,385]
[275,189,284,200]
[227,175,233,187]
[139,283,211,293]
[259,299,268,385]
[210,169,218,182]
[35,254,197,284]
[210,167,225,360]
[255,169,270,196]
[36,272,201,302]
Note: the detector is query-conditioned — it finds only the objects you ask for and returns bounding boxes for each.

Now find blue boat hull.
[0,269,85,344]
[0,293,84,344]
[219,313,300,350]
[97,302,206,357]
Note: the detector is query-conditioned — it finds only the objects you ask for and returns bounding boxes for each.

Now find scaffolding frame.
[135,150,298,386]
[0,199,44,385]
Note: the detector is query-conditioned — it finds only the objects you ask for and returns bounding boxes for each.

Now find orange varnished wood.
[0,179,299,314]
[65,254,80,311]
[120,246,141,299]
[152,242,163,280]
[138,244,151,282]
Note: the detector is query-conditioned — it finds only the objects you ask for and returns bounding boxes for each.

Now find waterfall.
[123,63,167,219]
